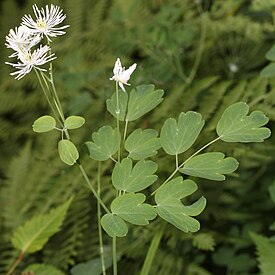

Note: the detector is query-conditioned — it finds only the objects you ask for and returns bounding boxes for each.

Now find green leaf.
[24,264,64,275]
[216,102,271,142]
[112,158,158,192]
[106,91,128,121]
[260,63,275,77]
[64,116,85,129]
[126,84,164,121]
[58,140,79,166]
[155,177,206,233]
[11,197,72,254]
[266,45,275,61]
[160,112,205,155]
[180,152,239,181]
[192,233,215,251]
[101,213,128,237]
[250,232,275,275]
[32,115,56,133]
[125,129,161,160]
[71,256,113,275]
[111,193,157,225]
[86,126,120,161]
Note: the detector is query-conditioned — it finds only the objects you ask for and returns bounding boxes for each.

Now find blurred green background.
[1,0,275,274]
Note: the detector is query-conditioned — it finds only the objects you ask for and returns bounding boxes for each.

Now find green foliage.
[155,177,206,233]
[1,0,275,274]
[58,140,79,166]
[217,102,271,142]
[125,128,161,160]
[24,264,64,275]
[106,90,128,121]
[160,112,204,155]
[180,152,239,181]
[250,232,275,275]
[86,126,120,161]
[107,84,164,122]
[111,193,157,226]
[101,214,128,238]
[64,116,85,130]
[70,256,113,275]
[126,85,164,121]
[32,115,56,133]
[192,233,215,251]
[112,158,158,192]
[268,181,275,204]
[11,197,73,254]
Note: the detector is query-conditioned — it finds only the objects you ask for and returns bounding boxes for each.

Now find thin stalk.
[151,136,221,196]
[175,154,179,169]
[115,81,121,162]
[78,163,110,214]
[35,69,62,125]
[123,120,129,142]
[186,2,206,84]
[97,162,106,275]
[140,222,166,275]
[113,236,117,275]
[40,71,64,123]
[48,63,66,122]
[7,252,24,275]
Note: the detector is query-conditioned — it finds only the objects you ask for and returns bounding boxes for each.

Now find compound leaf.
[126,84,164,121]
[180,152,239,181]
[155,177,206,233]
[112,158,158,192]
[58,140,79,166]
[160,112,205,155]
[111,193,157,225]
[125,128,161,160]
[101,214,128,237]
[217,102,271,142]
[11,197,72,254]
[32,115,56,133]
[86,126,120,161]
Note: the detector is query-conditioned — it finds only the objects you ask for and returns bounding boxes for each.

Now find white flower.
[5,45,56,80]
[5,25,41,57]
[110,58,137,92]
[21,4,69,40]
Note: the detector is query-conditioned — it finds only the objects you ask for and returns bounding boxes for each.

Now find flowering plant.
[5,4,271,275]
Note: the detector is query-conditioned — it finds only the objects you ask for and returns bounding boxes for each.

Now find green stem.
[48,63,66,122]
[6,252,24,275]
[34,69,62,125]
[140,222,166,275]
[115,81,121,162]
[151,136,221,195]
[97,162,106,275]
[113,236,117,275]
[186,2,206,84]
[123,120,129,142]
[78,163,110,214]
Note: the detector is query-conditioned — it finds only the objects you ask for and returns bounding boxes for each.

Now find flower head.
[21,4,69,40]
[5,45,56,80]
[110,58,137,92]
[5,25,41,57]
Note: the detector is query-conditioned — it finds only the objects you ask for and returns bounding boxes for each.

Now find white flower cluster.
[5,4,69,80]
